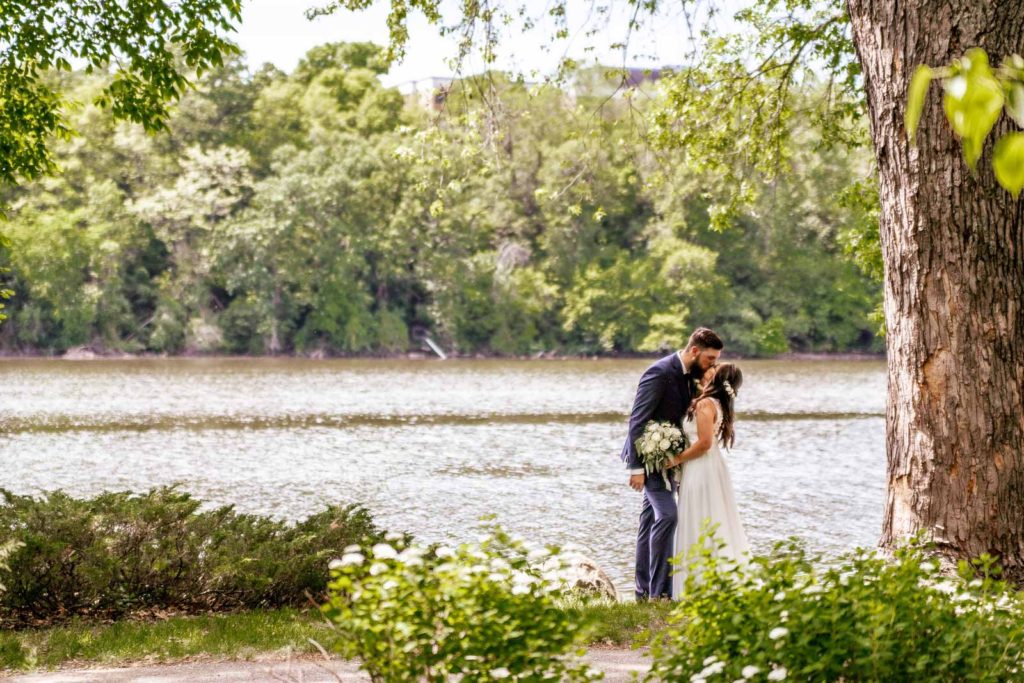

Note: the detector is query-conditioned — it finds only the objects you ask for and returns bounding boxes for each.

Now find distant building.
[566,65,678,103]
[623,66,674,87]
[396,77,453,111]
[396,67,668,111]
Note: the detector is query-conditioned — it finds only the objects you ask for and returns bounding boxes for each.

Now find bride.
[665,363,750,596]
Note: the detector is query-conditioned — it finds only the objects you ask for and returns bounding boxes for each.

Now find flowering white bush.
[646,535,1024,682]
[322,524,598,682]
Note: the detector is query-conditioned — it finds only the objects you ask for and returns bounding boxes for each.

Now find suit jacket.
[620,352,697,472]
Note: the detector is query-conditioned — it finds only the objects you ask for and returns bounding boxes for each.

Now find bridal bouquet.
[636,420,687,490]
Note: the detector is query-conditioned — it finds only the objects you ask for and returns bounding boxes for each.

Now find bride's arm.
[667,401,716,467]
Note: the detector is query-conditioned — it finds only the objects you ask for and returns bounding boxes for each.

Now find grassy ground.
[0,601,671,672]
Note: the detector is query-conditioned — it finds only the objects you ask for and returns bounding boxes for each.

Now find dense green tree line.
[0,42,882,357]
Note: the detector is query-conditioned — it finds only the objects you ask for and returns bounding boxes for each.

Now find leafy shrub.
[0,487,382,627]
[147,299,187,353]
[322,525,597,682]
[752,317,790,356]
[220,295,270,354]
[0,631,28,669]
[0,540,21,594]
[0,540,29,667]
[647,537,1024,682]
[374,307,410,353]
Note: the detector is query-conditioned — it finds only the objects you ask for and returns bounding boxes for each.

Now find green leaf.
[942,48,1005,168]
[993,132,1024,198]
[906,65,933,142]
[1006,83,1024,128]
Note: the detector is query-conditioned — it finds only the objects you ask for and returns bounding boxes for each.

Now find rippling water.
[0,358,886,592]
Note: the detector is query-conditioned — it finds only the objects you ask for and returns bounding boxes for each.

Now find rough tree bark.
[847,1,1024,577]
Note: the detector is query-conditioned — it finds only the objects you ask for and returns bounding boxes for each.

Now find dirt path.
[7,648,650,682]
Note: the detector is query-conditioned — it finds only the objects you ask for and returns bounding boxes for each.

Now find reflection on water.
[0,358,886,592]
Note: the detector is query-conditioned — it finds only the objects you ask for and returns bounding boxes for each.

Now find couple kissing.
[621,327,749,600]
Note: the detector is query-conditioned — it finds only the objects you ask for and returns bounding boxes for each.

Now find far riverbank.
[0,345,886,362]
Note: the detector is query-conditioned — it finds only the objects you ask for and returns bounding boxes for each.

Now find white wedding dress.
[672,398,750,597]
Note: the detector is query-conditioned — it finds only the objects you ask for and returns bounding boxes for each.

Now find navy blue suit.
[621,352,696,599]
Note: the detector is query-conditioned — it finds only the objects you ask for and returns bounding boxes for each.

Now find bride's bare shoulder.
[694,397,717,415]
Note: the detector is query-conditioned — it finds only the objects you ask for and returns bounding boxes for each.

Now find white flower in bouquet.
[635,420,688,489]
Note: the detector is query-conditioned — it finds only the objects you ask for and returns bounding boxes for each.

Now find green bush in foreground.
[322,525,599,682]
[647,538,1024,682]
[0,541,29,665]
[0,487,382,627]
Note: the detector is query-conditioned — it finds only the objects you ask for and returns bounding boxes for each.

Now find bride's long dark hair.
[686,363,743,448]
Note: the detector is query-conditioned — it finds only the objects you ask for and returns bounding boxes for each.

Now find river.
[0,357,886,592]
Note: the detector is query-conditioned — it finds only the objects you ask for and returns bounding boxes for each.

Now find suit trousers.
[634,478,677,599]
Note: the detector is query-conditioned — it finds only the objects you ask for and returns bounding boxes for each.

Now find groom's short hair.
[687,327,723,351]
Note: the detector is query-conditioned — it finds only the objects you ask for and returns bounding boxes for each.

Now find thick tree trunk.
[847,1,1024,578]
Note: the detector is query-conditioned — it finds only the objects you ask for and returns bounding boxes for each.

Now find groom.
[622,327,723,600]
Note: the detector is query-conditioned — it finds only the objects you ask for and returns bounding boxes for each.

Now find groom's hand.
[629,474,645,491]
